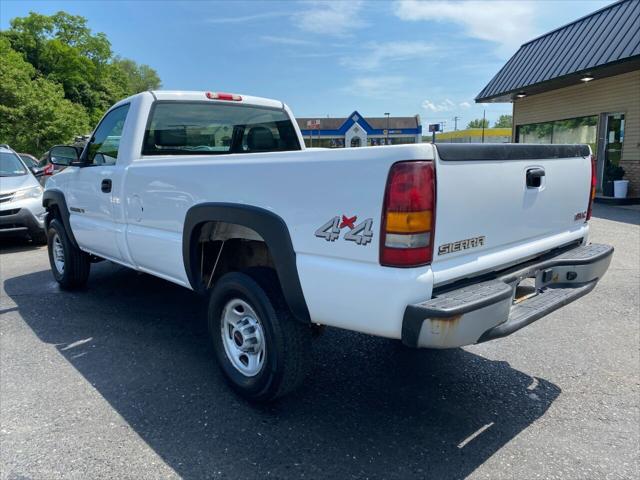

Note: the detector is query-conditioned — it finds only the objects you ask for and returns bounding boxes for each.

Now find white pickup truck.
[44,90,613,401]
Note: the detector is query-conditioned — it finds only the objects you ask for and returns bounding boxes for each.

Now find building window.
[368,137,417,146]
[303,138,344,148]
[516,115,597,152]
[390,136,416,145]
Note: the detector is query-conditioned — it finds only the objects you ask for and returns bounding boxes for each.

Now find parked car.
[18,153,39,169]
[37,136,87,181]
[43,91,613,401]
[18,152,54,186]
[38,150,68,178]
[0,145,46,243]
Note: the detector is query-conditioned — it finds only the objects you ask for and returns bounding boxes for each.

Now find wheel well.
[195,221,276,291]
[42,191,80,249]
[183,203,311,324]
[45,203,61,229]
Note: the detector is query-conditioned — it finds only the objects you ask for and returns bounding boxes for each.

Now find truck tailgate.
[431,144,592,286]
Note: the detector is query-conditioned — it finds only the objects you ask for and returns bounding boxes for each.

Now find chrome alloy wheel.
[52,233,65,274]
[220,298,266,377]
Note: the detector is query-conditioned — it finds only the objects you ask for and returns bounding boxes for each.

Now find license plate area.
[513,277,538,304]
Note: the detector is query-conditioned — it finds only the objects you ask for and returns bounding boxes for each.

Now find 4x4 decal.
[315,215,373,245]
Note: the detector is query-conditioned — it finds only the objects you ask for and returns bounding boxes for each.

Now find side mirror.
[29,166,44,177]
[49,145,80,166]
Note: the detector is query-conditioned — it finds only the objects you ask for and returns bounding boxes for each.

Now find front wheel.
[208,269,311,402]
[47,219,90,290]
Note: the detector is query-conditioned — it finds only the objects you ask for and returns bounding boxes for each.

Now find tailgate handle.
[526,168,545,188]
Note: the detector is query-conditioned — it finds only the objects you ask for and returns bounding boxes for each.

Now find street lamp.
[384,112,390,145]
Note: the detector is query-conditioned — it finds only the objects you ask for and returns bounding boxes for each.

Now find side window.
[86,104,130,166]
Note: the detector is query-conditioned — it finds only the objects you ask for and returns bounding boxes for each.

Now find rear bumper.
[402,243,613,348]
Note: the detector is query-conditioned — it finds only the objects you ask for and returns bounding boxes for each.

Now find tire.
[47,219,90,290]
[208,268,311,402]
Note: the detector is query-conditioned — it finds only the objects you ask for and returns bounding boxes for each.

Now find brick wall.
[622,160,640,196]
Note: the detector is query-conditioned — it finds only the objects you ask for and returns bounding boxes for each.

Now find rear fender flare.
[183,203,311,323]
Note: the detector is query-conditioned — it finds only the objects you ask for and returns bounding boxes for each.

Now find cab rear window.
[142,102,301,155]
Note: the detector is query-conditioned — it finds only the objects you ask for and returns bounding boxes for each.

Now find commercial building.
[476,0,639,198]
[297,111,422,148]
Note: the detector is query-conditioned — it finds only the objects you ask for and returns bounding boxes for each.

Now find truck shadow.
[0,236,43,254]
[5,263,560,480]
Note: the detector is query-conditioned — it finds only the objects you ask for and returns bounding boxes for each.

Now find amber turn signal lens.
[386,210,432,233]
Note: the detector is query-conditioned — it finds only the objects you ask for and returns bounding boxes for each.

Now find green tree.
[0,36,90,155]
[2,11,161,126]
[467,118,490,129]
[113,57,161,95]
[1,12,54,73]
[15,77,91,154]
[493,114,513,128]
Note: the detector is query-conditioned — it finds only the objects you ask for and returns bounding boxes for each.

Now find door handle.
[526,168,545,188]
[101,179,112,193]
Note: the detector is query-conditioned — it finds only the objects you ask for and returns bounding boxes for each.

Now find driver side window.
[86,104,130,166]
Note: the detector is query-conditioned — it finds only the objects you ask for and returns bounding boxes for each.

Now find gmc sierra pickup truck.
[43,90,613,401]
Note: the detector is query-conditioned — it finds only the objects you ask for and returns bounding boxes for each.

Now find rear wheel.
[208,268,311,402]
[47,219,90,289]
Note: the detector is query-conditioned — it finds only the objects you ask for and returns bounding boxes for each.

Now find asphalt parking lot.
[1,204,638,480]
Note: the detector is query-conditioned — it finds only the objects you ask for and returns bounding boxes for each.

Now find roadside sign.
[307,120,321,129]
[383,129,388,135]
[428,123,441,133]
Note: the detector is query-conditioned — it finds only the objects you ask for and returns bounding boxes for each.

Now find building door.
[350,136,361,147]
[597,113,625,194]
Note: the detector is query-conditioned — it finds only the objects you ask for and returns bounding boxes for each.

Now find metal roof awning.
[476,0,640,103]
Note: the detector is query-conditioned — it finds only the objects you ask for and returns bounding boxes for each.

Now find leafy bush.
[605,163,625,181]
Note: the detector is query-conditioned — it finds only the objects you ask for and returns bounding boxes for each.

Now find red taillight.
[43,163,54,175]
[205,91,242,101]
[586,154,596,220]
[380,161,435,267]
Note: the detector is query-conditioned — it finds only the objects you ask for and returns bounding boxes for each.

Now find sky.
[1,0,612,129]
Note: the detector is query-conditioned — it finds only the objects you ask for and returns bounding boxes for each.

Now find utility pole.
[440,120,447,133]
[384,112,390,145]
[452,116,460,131]
[481,109,486,143]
